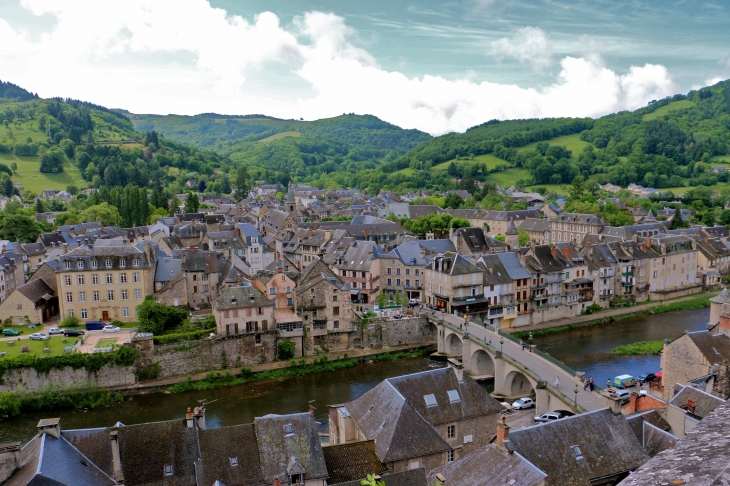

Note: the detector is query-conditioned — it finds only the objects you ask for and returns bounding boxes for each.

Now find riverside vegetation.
[612,341,665,356]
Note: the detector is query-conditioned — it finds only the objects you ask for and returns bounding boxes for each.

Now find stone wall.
[0,363,135,393]
[360,317,435,349]
[139,331,279,378]
[649,284,703,302]
[660,334,712,401]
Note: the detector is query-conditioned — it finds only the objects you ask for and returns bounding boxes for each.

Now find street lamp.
[528,332,533,353]
[574,386,579,407]
[500,337,504,354]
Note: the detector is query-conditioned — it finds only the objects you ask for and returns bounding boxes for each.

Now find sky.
[1,0,730,135]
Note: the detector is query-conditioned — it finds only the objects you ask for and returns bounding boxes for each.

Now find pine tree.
[221,175,231,194]
[184,192,199,213]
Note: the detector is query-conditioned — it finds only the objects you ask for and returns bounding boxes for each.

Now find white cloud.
[490,26,553,73]
[0,1,678,135]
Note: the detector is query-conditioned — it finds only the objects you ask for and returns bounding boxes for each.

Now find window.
[79,291,86,302]
[424,394,437,407]
[67,309,74,317]
[133,259,140,267]
[133,272,140,283]
[396,279,401,286]
[332,294,338,302]
[92,274,99,285]
[93,291,100,302]
[123,307,129,317]
[135,289,141,300]
[65,261,71,269]
[447,424,455,438]
[409,460,420,470]
[120,273,127,283]
[91,260,98,269]
[287,297,293,306]
[283,423,293,434]
[415,279,420,287]
[405,268,410,275]
[447,390,461,403]
[64,275,72,286]
[66,292,73,303]
[16,303,21,309]
[255,334,261,344]
[119,259,126,268]
[164,465,173,476]
[106,259,113,268]
[81,309,87,319]
[333,306,340,316]
[77,275,85,285]
[122,290,128,300]
[396,268,401,275]
[448,450,454,462]
[107,290,114,301]
[387,268,391,274]
[106,274,113,284]
[571,445,584,460]
[387,279,392,285]
[270,287,275,295]
[77,261,84,269]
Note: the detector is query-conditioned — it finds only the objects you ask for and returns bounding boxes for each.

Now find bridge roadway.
[427,310,604,413]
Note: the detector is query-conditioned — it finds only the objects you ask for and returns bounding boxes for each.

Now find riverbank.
[510,292,715,338]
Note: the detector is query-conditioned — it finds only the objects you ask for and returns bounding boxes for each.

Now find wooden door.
[102,311,109,321]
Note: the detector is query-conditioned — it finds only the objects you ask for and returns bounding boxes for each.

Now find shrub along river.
[0,307,710,444]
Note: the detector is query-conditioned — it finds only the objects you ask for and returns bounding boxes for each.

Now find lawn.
[1,121,47,144]
[393,167,415,176]
[525,183,567,194]
[257,131,301,143]
[0,153,85,193]
[519,133,590,160]
[95,338,118,348]
[488,167,531,187]
[432,154,509,172]
[642,100,696,121]
[0,335,75,358]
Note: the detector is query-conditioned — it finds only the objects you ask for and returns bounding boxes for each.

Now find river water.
[0,307,710,444]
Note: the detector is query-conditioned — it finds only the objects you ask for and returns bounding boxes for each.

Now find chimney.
[646,236,651,247]
[277,266,282,273]
[275,479,281,486]
[194,406,206,430]
[364,229,368,240]
[448,359,464,382]
[496,414,510,443]
[186,407,194,428]
[563,245,570,259]
[110,430,124,483]
[36,418,60,439]
[488,264,494,274]
[309,403,316,415]
[0,442,21,484]
[629,392,638,414]
[62,243,68,254]
[551,246,557,259]
[717,313,730,338]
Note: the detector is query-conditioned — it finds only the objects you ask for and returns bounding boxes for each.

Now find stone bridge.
[425,313,603,415]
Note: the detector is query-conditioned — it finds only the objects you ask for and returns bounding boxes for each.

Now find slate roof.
[669,385,726,419]
[334,468,428,486]
[427,444,546,486]
[430,252,481,276]
[321,440,386,484]
[553,212,606,225]
[454,227,507,253]
[335,241,381,272]
[254,412,328,484]
[476,254,515,285]
[4,435,42,486]
[61,427,114,478]
[17,277,54,302]
[154,258,183,283]
[484,209,542,222]
[517,218,550,233]
[496,251,532,279]
[686,330,730,364]
[619,400,730,485]
[508,408,650,486]
[216,285,273,310]
[196,424,265,486]
[22,242,45,256]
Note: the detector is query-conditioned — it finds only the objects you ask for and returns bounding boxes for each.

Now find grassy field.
[432,154,509,172]
[393,167,415,176]
[643,100,696,121]
[257,131,301,143]
[0,335,73,358]
[519,133,590,160]
[525,183,566,194]
[0,152,85,193]
[488,167,531,187]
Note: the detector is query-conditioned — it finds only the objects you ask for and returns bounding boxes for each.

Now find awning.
[451,296,489,306]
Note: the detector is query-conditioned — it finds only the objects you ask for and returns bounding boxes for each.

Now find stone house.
[581,242,617,307]
[0,278,57,325]
[483,210,542,236]
[450,227,507,256]
[0,252,24,303]
[328,367,503,473]
[377,240,431,303]
[517,218,550,245]
[334,241,382,304]
[548,212,606,245]
[689,235,730,290]
[214,284,274,337]
[22,242,46,271]
[424,252,486,315]
[496,251,532,327]
[56,241,156,322]
[475,254,519,329]
[171,248,220,309]
[665,385,727,438]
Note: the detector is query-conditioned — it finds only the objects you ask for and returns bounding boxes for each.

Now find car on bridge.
[511,397,534,410]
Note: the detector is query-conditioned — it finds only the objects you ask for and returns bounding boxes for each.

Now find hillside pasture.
[519,133,590,160]
[432,154,509,172]
[257,131,301,143]
[0,152,85,193]
[642,100,696,121]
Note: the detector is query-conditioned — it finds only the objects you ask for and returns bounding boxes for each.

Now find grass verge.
[612,341,665,356]
[512,296,711,339]
[0,383,126,417]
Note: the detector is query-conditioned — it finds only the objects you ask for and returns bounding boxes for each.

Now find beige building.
[548,213,605,244]
[214,284,274,336]
[424,252,486,315]
[56,241,157,322]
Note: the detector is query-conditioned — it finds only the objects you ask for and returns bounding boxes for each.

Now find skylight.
[424,394,437,407]
[447,390,461,403]
[571,445,584,460]
[284,424,293,434]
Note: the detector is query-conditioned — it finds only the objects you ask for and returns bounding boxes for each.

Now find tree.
[66,185,79,195]
[569,175,586,201]
[184,192,199,213]
[235,166,249,200]
[444,193,465,209]
[702,212,716,227]
[2,177,12,197]
[376,290,389,308]
[137,296,188,335]
[60,315,79,328]
[668,207,689,230]
[79,202,121,226]
[360,473,386,486]
[169,196,181,215]
[39,148,65,173]
[220,175,231,194]
[0,213,42,243]
[10,163,16,173]
[518,229,530,246]
[719,209,730,226]
[34,198,46,213]
[197,179,207,192]
[278,339,296,360]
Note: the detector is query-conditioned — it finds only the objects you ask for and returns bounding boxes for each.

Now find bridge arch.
[504,370,536,398]
[445,332,463,356]
[469,349,495,377]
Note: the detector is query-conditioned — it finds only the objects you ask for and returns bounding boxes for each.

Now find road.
[431,310,604,412]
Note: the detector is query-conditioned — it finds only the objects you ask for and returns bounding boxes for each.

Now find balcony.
[532,293,546,301]
[532,282,547,289]
[622,271,634,276]
[621,281,635,287]
[533,304,549,311]
[488,307,504,317]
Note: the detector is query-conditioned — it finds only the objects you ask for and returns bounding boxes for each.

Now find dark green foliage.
[0,80,38,101]
[278,339,296,360]
[60,315,79,328]
[152,329,208,345]
[0,385,125,417]
[0,346,139,381]
[668,207,690,229]
[2,177,12,197]
[0,213,43,243]
[137,296,189,335]
[220,174,231,194]
[113,345,140,367]
[39,148,65,173]
[134,362,162,381]
[184,192,199,213]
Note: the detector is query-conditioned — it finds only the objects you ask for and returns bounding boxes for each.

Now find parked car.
[409,299,418,306]
[63,329,85,337]
[1,328,21,336]
[85,320,104,331]
[611,389,631,400]
[511,397,534,410]
[638,373,658,384]
[102,325,121,333]
[534,412,562,423]
[613,374,637,389]
[29,333,49,340]
[27,323,37,329]
[48,327,64,335]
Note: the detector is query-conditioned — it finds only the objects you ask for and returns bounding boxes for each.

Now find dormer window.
[91,260,98,269]
[119,259,126,268]
[229,457,239,467]
[164,465,174,476]
[106,259,113,268]
[284,424,293,435]
[133,258,140,267]
[65,261,71,269]
[571,445,584,460]
[77,261,84,269]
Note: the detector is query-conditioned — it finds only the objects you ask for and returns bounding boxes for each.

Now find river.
[0,307,711,444]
